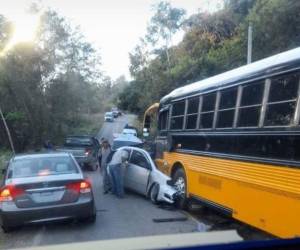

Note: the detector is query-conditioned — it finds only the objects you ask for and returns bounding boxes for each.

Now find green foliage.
[0,10,107,151]
[0,149,12,178]
[119,0,300,115]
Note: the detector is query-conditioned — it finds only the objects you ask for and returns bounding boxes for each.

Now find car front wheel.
[172,168,188,210]
[150,183,159,204]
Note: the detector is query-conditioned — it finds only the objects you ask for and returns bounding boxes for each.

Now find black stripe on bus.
[175,149,300,169]
[190,194,233,216]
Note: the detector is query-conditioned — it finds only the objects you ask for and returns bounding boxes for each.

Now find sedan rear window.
[65,137,93,147]
[10,156,79,178]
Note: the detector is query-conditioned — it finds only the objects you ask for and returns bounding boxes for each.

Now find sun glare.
[1,13,40,55]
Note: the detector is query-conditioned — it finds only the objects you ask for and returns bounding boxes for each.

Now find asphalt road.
[0,114,197,249]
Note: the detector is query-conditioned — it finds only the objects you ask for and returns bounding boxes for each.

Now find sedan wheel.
[150,183,159,204]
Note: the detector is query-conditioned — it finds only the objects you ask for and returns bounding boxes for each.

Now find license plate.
[32,191,63,203]
[40,192,53,196]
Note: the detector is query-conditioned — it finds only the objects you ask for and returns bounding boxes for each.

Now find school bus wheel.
[172,168,188,210]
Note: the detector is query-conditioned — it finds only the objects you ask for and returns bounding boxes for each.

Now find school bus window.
[241,81,264,106]
[199,93,216,129]
[172,101,185,116]
[202,93,216,112]
[158,110,168,131]
[265,102,296,126]
[170,116,184,130]
[186,97,199,130]
[264,73,299,126]
[219,88,237,109]
[268,73,299,102]
[238,106,261,127]
[217,88,237,128]
[238,81,264,127]
[170,101,185,130]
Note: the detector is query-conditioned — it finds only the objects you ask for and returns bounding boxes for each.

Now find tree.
[0,10,105,150]
[146,1,186,68]
[119,0,300,117]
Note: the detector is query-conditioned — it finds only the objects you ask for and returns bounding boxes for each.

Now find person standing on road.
[99,139,112,194]
[109,149,129,198]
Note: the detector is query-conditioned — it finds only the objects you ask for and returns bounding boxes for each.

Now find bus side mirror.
[143,128,149,137]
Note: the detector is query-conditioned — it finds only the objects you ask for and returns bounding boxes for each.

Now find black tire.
[150,183,159,204]
[172,168,188,210]
[2,225,17,233]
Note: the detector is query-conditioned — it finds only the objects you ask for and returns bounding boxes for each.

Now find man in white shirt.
[108,149,129,198]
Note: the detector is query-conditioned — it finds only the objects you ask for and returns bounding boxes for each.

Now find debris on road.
[152,216,188,223]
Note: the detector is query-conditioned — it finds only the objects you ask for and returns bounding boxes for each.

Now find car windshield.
[10,156,78,178]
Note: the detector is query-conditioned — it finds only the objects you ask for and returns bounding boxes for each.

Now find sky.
[1,0,222,80]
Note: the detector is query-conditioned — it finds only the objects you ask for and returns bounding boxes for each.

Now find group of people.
[98,138,129,198]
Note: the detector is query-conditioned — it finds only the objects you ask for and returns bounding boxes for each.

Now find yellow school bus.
[143,47,300,238]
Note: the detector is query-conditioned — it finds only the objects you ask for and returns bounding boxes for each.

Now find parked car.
[122,128,137,137]
[56,136,100,171]
[111,107,119,118]
[0,152,96,232]
[109,146,178,204]
[104,112,114,122]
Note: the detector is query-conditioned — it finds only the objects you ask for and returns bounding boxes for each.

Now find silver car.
[114,147,177,204]
[0,153,96,232]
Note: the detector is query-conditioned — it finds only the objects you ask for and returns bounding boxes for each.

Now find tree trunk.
[0,105,15,154]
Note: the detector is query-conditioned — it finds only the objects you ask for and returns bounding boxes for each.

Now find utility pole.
[0,105,15,154]
[247,23,253,64]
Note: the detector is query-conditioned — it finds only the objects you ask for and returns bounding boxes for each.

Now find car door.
[125,150,151,195]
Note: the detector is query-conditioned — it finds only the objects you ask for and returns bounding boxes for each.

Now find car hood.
[149,169,171,186]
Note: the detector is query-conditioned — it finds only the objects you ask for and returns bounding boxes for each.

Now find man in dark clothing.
[99,139,112,194]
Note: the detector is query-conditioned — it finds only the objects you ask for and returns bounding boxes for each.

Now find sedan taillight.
[66,180,91,194]
[0,185,24,202]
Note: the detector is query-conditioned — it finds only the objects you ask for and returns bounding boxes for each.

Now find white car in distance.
[104,112,114,122]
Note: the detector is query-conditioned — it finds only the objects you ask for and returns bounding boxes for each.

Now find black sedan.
[0,152,96,232]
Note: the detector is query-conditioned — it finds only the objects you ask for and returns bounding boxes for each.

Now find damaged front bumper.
[157,184,179,204]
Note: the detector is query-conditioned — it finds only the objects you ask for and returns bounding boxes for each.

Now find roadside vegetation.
[0,6,126,152]
[0,149,12,178]
[69,113,104,138]
[118,0,300,116]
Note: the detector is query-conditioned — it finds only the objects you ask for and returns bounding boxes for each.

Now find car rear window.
[65,137,93,146]
[10,156,79,178]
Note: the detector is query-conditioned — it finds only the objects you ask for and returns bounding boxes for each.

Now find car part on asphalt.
[152,216,188,223]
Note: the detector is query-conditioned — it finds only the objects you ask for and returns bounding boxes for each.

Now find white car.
[109,146,177,204]
[122,128,137,137]
[104,112,114,122]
